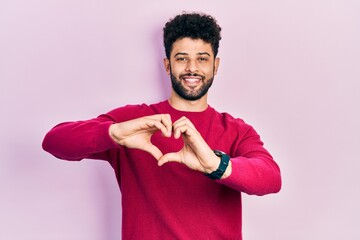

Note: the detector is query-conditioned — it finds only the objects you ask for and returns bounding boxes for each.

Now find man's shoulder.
[210,107,245,123]
[210,107,253,131]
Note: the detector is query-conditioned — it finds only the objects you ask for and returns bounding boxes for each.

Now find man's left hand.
[158,116,231,178]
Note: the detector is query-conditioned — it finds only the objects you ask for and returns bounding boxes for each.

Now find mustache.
[179,73,205,79]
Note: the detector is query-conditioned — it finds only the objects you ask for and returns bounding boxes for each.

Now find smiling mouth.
[180,74,203,86]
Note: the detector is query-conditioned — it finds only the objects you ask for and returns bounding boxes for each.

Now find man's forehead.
[171,38,213,56]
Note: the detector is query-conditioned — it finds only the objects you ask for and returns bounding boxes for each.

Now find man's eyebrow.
[198,52,211,57]
[174,52,188,57]
[173,52,211,57]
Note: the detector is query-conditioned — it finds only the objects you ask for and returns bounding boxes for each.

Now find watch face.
[214,150,226,156]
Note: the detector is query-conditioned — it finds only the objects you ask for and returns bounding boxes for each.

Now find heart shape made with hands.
[111,114,218,173]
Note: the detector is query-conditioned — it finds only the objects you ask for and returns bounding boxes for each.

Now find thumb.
[144,144,163,161]
[158,152,181,166]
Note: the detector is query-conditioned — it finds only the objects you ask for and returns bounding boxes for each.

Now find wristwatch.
[205,150,230,180]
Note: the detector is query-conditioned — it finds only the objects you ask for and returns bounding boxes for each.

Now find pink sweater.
[42,100,281,239]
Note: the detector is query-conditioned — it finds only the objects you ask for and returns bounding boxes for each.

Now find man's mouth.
[180,74,203,87]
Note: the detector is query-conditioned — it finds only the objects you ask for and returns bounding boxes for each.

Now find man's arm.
[158,117,281,196]
[42,118,118,161]
[219,125,281,196]
[42,113,173,161]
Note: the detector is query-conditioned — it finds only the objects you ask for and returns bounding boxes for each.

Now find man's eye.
[176,57,187,61]
[199,57,208,62]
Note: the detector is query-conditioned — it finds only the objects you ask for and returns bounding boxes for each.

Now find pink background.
[1,1,359,239]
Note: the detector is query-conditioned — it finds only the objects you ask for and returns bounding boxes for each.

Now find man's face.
[164,38,220,101]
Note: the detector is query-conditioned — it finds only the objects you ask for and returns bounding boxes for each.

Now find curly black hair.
[163,12,222,59]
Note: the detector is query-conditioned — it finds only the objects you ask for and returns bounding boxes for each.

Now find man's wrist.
[109,123,124,145]
[221,160,232,179]
[205,150,231,180]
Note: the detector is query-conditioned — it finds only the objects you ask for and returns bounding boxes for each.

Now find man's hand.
[110,115,231,178]
[109,114,172,160]
[158,117,229,177]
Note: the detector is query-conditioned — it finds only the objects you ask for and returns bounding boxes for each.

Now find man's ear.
[163,58,170,75]
[214,57,220,75]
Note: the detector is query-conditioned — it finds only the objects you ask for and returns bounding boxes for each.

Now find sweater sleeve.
[219,125,282,196]
[42,116,120,162]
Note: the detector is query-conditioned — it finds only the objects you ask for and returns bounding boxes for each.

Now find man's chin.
[179,91,204,101]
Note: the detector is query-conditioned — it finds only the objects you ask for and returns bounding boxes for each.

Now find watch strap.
[205,150,230,180]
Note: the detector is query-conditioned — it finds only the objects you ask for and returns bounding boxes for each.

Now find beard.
[170,70,214,101]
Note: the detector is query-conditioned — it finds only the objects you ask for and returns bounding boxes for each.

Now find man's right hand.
[109,114,172,160]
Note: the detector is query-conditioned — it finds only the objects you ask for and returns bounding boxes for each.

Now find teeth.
[186,79,198,82]
[183,78,200,83]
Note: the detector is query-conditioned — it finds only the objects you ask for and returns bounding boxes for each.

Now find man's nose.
[185,60,199,73]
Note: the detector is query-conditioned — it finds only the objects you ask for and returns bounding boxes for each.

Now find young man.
[43,12,281,239]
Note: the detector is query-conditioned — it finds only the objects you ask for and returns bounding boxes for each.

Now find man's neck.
[168,92,208,112]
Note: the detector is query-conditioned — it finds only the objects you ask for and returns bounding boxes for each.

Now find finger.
[157,152,181,166]
[173,124,191,139]
[172,116,186,127]
[173,122,198,139]
[147,119,172,138]
[147,114,172,137]
[159,114,172,137]
[173,116,196,130]
[172,117,198,139]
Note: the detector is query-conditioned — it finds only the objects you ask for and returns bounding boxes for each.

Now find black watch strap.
[205,150,230,180]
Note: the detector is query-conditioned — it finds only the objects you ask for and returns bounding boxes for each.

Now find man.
[43,12,281,239]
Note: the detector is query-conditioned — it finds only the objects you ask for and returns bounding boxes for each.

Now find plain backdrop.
[1,0,359,239]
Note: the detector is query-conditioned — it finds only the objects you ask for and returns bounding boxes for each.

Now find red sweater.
[42,100,281,240]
